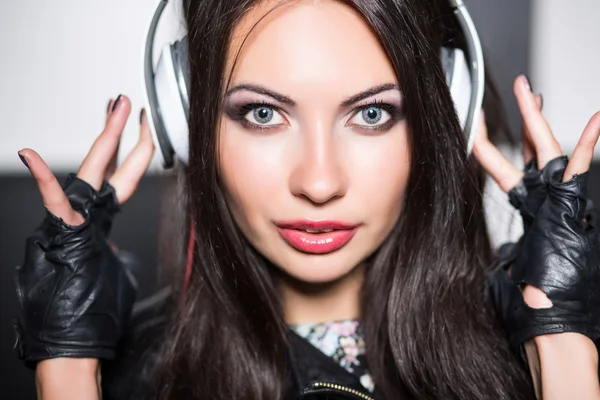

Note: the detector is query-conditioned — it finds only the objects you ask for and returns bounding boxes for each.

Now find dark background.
[3,2,594,398]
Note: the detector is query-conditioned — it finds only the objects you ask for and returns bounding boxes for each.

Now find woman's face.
[219,0,411,283]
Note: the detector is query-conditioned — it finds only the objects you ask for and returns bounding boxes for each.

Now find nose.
[289,123,348,205]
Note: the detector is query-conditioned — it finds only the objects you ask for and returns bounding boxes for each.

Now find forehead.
[227,0,398,96]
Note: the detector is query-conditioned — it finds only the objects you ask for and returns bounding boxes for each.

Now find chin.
[275,250,363,284]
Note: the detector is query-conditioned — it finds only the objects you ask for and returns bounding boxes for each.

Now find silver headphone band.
[450,0,485,154]
[144,0,175,168]
[173,39,190,120]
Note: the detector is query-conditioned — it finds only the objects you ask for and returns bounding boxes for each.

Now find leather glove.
[62,173,120,236]
[508,158,547,234]
[487,156,600,352]
[506,156,600,234]
[13,174,136,367]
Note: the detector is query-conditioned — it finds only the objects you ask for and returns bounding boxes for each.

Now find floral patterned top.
[289,319,375,393]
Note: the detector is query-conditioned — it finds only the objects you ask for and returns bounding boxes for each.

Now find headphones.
[142,0,485,169]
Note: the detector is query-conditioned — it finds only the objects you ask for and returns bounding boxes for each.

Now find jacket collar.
[284,330,379,399]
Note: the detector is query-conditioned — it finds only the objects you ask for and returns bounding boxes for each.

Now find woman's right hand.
[14,95,155,367]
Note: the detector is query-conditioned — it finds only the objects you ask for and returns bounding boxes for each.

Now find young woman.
[14,0,600,399]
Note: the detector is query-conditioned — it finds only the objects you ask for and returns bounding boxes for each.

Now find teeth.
[304,228,334,233]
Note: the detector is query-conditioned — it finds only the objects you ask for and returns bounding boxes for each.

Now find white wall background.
[0,1,599,173]
[531,0,600,156]
[0,0,186,173]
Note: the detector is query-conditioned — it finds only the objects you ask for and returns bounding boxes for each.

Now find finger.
[109,109,155,204]
[78,95,130,190]
[563,111,600,182]
[522,94,543,165]
[105,98,120,179]
[514,75,562,168]
[105,143,120,179]
[17,149,84,226]
[522,128,535,165]
[105,99,114,125]
[472,112,523,192]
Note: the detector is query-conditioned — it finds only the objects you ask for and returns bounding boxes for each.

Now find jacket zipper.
[304,381,376,400]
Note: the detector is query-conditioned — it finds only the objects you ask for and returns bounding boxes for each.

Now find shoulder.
[101,286,175,400]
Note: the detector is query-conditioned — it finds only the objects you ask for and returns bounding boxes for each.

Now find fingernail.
[111,95,123,112]
[139,108,146,124]
[523,75,532,92]
[17,152,29,169]
[106,99,112,115]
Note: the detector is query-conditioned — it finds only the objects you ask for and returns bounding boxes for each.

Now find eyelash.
[229,99,404,131]
[351,100,403,132]
[232,101,281,131]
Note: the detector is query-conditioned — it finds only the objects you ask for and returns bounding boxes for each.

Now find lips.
[275,220,359,254]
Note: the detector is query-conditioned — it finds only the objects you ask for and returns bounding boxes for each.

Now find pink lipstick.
[275,220,359,254]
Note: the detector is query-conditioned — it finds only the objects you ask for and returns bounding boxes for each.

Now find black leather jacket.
[100,287,383,400]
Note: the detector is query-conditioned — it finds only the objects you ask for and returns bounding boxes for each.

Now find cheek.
[346,124,411,232]
[218,121,288,232]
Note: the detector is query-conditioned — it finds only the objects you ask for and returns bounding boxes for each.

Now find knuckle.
[37,174,57,188]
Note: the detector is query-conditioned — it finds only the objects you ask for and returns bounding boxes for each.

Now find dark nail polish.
[111,95,122,112]
[139,108,145,124]
[523,74,533,92]
[18,153,29,169]
[106,99,112,114]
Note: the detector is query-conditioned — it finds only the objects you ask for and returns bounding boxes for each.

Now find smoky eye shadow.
[222,98,279,123]
[222,96,252,119]
[222,100,243,120]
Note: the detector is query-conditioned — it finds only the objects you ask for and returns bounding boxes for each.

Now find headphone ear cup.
[441,46,473,132]
[150,40,190,166]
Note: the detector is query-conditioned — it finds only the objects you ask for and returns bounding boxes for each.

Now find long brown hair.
[149,0,534,398]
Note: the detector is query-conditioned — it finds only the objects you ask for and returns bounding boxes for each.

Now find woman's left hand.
[475,74,600,344]
[475,75,600,399]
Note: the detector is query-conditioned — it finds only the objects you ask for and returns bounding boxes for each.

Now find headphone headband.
[143,0,174,168]
[450,0,485,153]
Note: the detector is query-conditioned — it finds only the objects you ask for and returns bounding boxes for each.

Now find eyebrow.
[226,84,296,106]
[225,83,400,108]
[340,83,400,107]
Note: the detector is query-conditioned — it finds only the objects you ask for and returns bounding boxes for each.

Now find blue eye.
[244,106,285,126]
[253,107,273,123]
[362,107,383,124]
[348,105,392,128]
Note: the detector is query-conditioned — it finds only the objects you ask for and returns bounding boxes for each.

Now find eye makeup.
[224,100,289,131]
[345,98,406,133]
[222,89,405,133]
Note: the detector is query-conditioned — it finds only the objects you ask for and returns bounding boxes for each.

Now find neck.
[280,264,364,324]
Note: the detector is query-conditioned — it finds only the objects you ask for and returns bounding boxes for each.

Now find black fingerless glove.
[13,174,136,367]
[508,158,548,234]
[487,156,600,353]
